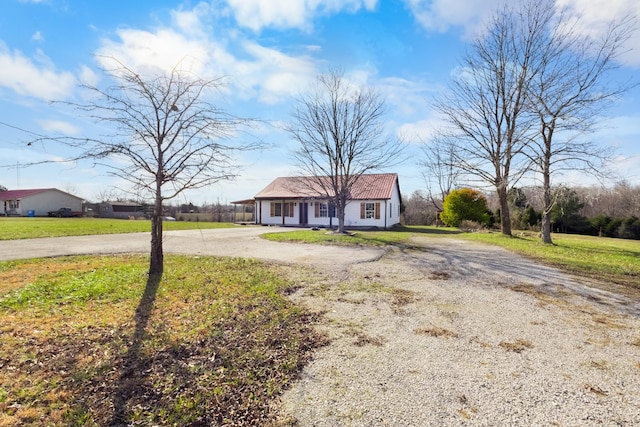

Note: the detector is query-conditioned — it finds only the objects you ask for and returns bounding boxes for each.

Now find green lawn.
[0,217,234,240]
[0,255,325,425]
[262,226,640,288]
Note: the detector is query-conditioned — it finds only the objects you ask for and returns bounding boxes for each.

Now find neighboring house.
[0,188,84,217]
[98,201,146,219]
[254,173,402,229]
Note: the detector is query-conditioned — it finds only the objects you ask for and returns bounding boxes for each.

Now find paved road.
[0,226,384,268]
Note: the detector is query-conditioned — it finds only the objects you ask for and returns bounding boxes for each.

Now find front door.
[299,202,308,225]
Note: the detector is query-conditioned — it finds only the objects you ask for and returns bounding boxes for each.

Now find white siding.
[255,178,401,229]
[308,200,335,228]
[257,199,302,226]
[2,190,83,216]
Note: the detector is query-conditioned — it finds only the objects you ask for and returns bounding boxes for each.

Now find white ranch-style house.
[254,173,402,229]
[0,188,84,217]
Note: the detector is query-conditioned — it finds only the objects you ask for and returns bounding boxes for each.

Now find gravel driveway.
[2,227,638,425]
[276,236,640,426]
[0,226,382,268]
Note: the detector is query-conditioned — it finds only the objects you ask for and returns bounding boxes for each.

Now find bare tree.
[419,134,462,212]
[403,190,438,226]
[41,59,253,274]
[287,70,404,233]
[433,2,548,236]
[525,1,635,243]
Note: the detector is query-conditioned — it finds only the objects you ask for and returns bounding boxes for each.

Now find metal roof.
[0,188,84,201]
[254,173,399,200]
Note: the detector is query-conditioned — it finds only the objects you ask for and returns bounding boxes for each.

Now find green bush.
[440,188,490,227]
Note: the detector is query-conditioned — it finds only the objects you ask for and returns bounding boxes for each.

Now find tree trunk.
[540,174,553,244]
[149,192,164,275]
[540,132,553,244]
[497,186,512,236]
[337,203,345,234]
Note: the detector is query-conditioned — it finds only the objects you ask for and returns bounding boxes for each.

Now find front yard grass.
[0,217,234,240]
[0,255,325,426]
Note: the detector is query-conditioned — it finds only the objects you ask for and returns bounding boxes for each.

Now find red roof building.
[253,173,402,229]
[0,188,83,217]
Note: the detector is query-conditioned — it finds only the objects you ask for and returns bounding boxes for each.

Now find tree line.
[402,181,640,240]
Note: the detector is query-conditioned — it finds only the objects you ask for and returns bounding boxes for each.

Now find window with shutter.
[319,203,328,217]
[364,202,376,219]
[271,202,282,217]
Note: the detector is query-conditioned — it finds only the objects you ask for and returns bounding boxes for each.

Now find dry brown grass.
[509,283,571,309]
[390,288,416,314]
[498,339,534,353]
[0,255,327,426]
[344,327,385,347]
[584,384,608,396]
[590,313,626,329]
[414,326,459,338]
[352,333,386,347]
[429,270,451,280]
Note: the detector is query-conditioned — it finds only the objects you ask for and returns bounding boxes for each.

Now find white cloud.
[556,0,640,67]
[396,115,446,144]
[96,29,213,77]
[239,42,317,103]
[404,0,640,67]
[38,120,81,136]
[78,65,99,87]
[376,76,437,116]
[0,43,76,100]
[171,2,213,37]
[402,0,503,38]
[225,0,378,32]
[611,154,640,184]
[95,7,319,105]
[32,31,43,41]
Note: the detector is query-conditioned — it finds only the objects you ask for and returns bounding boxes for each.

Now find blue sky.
[1,0,639,205]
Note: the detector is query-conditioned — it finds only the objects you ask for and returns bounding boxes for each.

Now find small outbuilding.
[98,201,146,219]
[254,173,402,229]
[0,188,84,217]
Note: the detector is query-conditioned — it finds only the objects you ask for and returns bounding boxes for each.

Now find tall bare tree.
[433,1,549,236]
[287,70,404,233]
[419,134,462,212]
[42,59,252,274]
[525,1,635,243]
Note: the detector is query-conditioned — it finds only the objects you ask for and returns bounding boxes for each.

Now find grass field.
[0,217,234,240]
[0,255,325,426]
[262,226,640,288]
